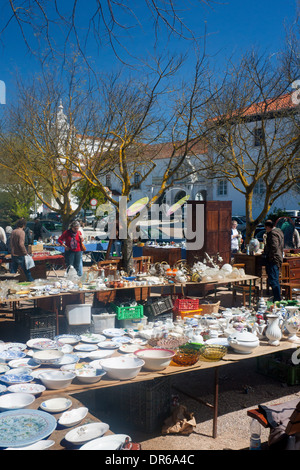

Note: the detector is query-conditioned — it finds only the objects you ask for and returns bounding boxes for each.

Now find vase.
[265,314,282,346]
[285,315,300,342]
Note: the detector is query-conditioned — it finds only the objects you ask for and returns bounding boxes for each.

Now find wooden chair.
[280,262,290,285]
[247,400,300,449]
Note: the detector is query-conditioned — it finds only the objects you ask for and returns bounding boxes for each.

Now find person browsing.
[58,220,85,276]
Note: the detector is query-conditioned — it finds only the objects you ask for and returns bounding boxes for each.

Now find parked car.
[44,212,61,222]
[26,220,63,241]
[84,210,96,225]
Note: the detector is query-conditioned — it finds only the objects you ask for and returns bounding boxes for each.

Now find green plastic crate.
[257,351,300,386]
[111,303,144,320]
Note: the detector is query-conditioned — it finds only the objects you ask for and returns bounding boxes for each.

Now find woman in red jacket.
[58,220,84,276]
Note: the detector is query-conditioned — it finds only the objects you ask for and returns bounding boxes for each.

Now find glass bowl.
[172,343,203,366]
[199,344,227,362]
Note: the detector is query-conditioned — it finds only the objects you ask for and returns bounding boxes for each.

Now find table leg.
[213,367,219,438]
[249,280,252,307]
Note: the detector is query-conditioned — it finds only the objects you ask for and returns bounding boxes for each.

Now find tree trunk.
[122,238,134,275]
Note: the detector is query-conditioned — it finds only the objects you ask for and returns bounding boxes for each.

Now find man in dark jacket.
[264,220,284,302]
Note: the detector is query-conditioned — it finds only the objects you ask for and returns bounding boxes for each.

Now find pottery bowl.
[134,348,175,371]
[39,370,76,389]
[58,407,88,427]
[32,349,64,365]
[0,392,35,410]
[172,343,202,366]
[99,356,144,380]
[75,368,106,384]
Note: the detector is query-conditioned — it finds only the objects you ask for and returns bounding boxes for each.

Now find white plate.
[5,439,55,450]
[65,422,109,445]
[103,328,125,338]
[74,344,98,352]
[4,342,27,351]
[119,344,144,354]
[87,350,114,360]
[58,407,88,427]
[80,334,106,344]
[205,338,229,347]
[7,383,46,395]
[8,358,40,369]
[40,397,72,413]
[0,364,10,374]
[80,434,131,450]
[111,336,132,344]
[54,335,81,345]
[97,341,119,349]
[26,338,58,350]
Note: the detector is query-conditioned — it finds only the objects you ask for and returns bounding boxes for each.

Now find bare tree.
[205,49,300,243]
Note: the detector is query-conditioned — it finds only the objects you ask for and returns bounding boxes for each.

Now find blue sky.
[0,0,298,103]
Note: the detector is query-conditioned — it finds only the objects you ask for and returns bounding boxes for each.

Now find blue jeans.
[65,251,83,276]
[266,262,281,301]
[10,255,34,282]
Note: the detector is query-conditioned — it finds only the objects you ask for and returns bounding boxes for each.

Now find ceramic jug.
[265,314,282,346]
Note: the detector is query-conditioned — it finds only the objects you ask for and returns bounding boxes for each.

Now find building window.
[105,174,111,188]
[133,172,141,188]
[254,180,265,195]
[217,179,227,196]
[254,127,264,147]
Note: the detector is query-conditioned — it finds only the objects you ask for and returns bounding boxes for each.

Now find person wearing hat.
[58,220,85,276]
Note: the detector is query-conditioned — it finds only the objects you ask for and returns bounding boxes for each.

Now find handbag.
[25,254,35,270]
[80,239,86,252]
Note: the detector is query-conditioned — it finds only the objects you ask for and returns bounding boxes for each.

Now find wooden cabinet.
[284,257,300,284]
[142,246,182,266]
[186,201,232,265]
[233,253,264,277]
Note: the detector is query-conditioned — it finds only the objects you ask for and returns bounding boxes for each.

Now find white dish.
[30,368,55,379]
[80,434,131,450]
[98,341,119,349]
[65,422,110,445]
[7,383,46,395]
[205,338,229,347]
[103,328,125,338]
[5,439,55,450]
[4,342,27,351]
[8,358,40,369]
[74,344,98,352]
[54,334,81,345]
[99,356,144,380]
[86,349,114,360]
[40,397,72,413]
[119,344,145,354]
[75,369,106,384]
[58,407,88,427]
[134,348,175,371]
[32,349,64,365]
[0,364,10,374]
[111,336,132,344]
[0,392,35,411]
[39,370,76,390]
[26,338,58,350]
[80,334,106,344]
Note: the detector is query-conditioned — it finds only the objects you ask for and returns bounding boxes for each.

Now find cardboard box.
[28,243,44,254]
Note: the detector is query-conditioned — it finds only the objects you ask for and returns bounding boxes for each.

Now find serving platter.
[80,434,131,450]
[7,383,46,395]
[0,409,57,448]
[80,333,106,344]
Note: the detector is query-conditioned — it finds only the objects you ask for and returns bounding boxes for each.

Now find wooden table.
[37,338,298,439]
[26,395,115,450]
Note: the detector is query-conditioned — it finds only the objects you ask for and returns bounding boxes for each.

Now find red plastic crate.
[173,298,199,311]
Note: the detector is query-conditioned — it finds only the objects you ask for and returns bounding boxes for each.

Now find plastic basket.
[173,298,199,311]
[257,351,300,386]
[111,303,144,320]
[174,308,203,319]
[144,296,173,317]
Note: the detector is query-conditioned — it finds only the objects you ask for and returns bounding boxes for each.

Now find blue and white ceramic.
[0,350,26,362]
[0,374,34,385]
[103,328,125,338]
[54,334,81,345]
[80,333,106,344]
[74,344,98,352]
[0,409,57,448]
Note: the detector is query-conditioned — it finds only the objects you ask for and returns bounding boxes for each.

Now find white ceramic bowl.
[134,348,175,371]
[58,407,88,427]
[65,422,110,445]
[32,349,64,365]
[0,392,35,410]
[99,356,145,380]
[39,370,76,389]
[228,330,259,354]
[75,368,106,384]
